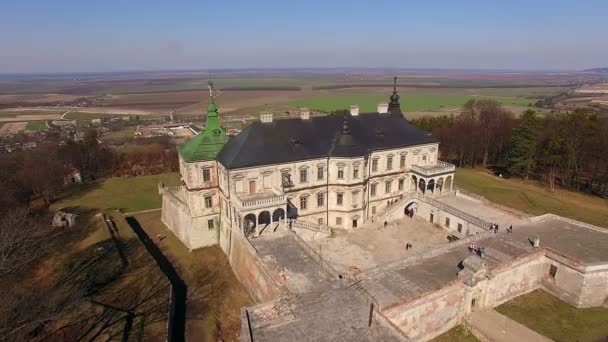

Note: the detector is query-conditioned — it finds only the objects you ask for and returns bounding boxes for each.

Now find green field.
[290,93,537,113]
[455,168,608,228]
[496,290,608,342]
[52,173,181,213]
[25,120,46,130]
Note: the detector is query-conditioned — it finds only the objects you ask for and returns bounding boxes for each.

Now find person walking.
[384,220,388,229]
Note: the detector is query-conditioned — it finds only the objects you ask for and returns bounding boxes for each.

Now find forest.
[412,99,608,196]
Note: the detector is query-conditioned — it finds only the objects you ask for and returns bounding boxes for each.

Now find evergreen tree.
[509,110,541,180]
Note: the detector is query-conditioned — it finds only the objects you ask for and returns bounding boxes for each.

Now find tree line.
[412,99,608,196]
[0,129,178,210]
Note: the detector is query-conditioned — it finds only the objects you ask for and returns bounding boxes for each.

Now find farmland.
[0,69,601,122]
[25,120,46,130]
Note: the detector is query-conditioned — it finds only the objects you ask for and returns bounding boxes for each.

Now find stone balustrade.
[235,193,287,210]
[411,160,455,176]
[291,219,332,234]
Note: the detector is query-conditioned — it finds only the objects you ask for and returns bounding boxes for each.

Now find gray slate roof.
[217,112,438,170]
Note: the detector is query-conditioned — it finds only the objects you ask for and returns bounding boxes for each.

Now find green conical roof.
[178,98,229,162]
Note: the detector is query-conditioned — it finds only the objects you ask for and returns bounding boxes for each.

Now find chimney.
[377,103,388,114]
[350,105,359,116]
[300,107,310,120]
[260,112,273,123]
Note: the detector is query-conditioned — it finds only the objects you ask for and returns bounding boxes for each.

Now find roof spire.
[388,75,402,116]
[207,81,218,115]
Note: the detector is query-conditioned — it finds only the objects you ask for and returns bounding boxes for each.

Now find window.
[204,196,213,208]
[318,218,324,225]
[387,156,393,170]
[372,206,376,214]
[400,155,406,168]
[457,223,463,233]
[549,265,557,278]
[207,219,214,230]
[317,167,324,180]
[317,193,325,207]
[385,180,392,194]
[336,193,343,206]
[398,179,404,190]
[352,191,359,206]
[353,166,359,179]
[370,183,377,197]
[422,155,427,163]
[300,169,308,183]
[372,158,378,172]
[336,217,343,226]
[202,168,211,182]
[430,213,434,223]
[300,196,308,210]
[445,217,450,227]
[337,168,344,179]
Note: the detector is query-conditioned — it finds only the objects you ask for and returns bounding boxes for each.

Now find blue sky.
[1,0,607,73]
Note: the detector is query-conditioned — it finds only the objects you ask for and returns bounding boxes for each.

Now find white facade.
[162,134,456,249]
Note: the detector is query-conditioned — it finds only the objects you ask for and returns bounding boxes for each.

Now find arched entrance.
[272,208,285,222]
[445,175,453,192]
[244,214,256,237]
[427,179,435,193]
[258,211,271,226]
[418,178,426,194]
[436,177,444,193]
[404,201,418,217]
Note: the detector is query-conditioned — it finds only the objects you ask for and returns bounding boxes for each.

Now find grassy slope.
[52,173,180,213]
[455,168,608,228]
[496,290,608,342]
[133,211,252,341]
[290,93,536,112]
[432,326,479,342]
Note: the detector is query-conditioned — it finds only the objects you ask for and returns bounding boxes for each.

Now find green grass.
[290,93,538,113]
[455,168,608,228]
[25,120,46,130]
[52,173,181,213]
[432,326,479,342]
[496,290,608,342]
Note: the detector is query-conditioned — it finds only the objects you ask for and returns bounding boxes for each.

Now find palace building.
[160,81,456,250]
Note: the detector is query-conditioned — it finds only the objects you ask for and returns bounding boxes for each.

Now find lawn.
[290,93,537,113]
[100,126,136,144]
[25,120,47,130]
[52,173,181,213]
[496,290,608,342]
[455,168,608,228]
[432,325,479,342]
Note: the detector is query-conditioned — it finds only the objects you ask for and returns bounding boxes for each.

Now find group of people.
[490,223,514,234]
[468,242,485,258]
[405,242,413,250]
[404,208,414,218]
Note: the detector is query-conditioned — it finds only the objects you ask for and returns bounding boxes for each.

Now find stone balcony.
[234,189,287,211]
[411,160,455,177]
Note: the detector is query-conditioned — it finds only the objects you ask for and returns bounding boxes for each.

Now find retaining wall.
[226,231,287,303]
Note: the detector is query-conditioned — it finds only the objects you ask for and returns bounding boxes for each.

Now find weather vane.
[208,81,215,99]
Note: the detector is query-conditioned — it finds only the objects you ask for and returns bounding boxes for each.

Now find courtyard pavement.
[307,216,450,273]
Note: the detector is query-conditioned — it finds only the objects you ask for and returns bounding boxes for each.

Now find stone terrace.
[246,232,405,341]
